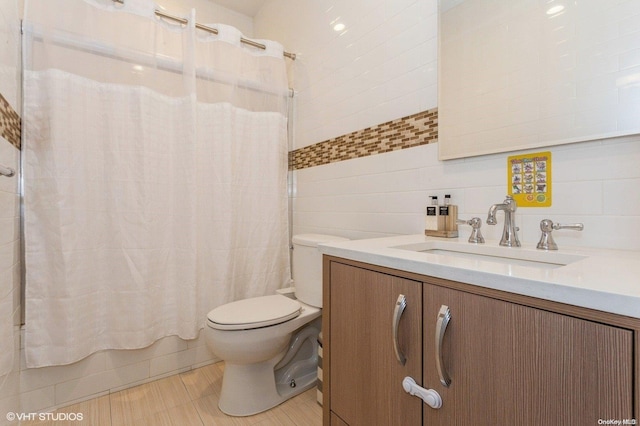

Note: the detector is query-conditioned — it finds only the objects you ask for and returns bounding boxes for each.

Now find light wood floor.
[22,362,322,426]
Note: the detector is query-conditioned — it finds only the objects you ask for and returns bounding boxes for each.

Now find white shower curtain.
[22,0,291,367]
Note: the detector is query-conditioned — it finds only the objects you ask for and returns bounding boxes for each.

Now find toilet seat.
[207,295,301,331]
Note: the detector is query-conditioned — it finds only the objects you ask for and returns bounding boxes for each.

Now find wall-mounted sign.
[507,151,551,207]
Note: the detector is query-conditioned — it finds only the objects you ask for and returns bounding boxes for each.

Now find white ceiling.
[208,0,266,17]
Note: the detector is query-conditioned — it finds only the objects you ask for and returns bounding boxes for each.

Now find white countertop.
[318,234,640,319]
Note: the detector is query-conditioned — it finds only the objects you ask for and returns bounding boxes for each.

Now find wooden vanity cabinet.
[327,261,423,426]
[422,283,633,425]
[323,256,637,426]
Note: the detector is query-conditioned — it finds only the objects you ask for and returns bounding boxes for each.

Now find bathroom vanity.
[319,235,640,425]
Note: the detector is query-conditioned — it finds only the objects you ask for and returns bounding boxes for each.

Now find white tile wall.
[255,0,640,253]
[255,0,439,149]
[0,0,21,109]
[0,328,20,426]
[0,0,22,424]
[293,137,640,251]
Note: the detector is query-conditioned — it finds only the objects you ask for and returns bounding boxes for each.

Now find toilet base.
[219,358,283,416]
[218,322,320,417]
[219,360,318,416]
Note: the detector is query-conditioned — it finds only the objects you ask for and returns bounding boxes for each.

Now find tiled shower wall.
[0,0,22,422]
[256,0,640,251]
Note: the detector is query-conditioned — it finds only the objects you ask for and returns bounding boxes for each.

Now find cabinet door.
[329,262,422,426]
[423,284,634,425]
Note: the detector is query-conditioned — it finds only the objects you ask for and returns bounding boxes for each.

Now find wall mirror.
[438,0,640,160]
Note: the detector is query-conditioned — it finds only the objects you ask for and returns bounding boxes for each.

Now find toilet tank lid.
[292,234,349,247]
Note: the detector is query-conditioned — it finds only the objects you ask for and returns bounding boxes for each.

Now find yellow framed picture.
[507,151,551,207]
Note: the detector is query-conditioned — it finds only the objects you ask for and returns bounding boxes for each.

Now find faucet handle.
[457,217,485,244]
[553,222,584,232]
[536,219,584,250]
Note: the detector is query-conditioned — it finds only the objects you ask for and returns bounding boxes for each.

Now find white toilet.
[204,233,348,416]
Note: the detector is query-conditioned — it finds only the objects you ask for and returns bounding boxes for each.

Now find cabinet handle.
[435,305,452,387]
[392,294,407,365]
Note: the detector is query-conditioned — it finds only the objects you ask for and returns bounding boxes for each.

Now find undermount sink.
[392,241,586,270]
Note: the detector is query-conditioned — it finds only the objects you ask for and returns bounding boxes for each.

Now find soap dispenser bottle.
[438,195,450,232]
[425,196,439,234]
[444,194,458,236]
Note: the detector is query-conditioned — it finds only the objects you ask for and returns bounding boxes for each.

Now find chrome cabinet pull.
[435,305,452,387]
[392,294,407,365]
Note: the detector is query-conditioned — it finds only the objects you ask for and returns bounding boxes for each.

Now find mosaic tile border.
[0,92,21,150]
[289,108,438,170]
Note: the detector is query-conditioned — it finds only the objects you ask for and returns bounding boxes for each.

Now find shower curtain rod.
[113,0,296,60]
[23,24,295,98]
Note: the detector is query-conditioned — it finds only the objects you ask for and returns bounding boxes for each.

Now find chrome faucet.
[487,195,520,247]
[457,217,485,244]
[536,219,584,250]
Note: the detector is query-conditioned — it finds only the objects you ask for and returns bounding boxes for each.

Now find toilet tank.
[292,234,349,308]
